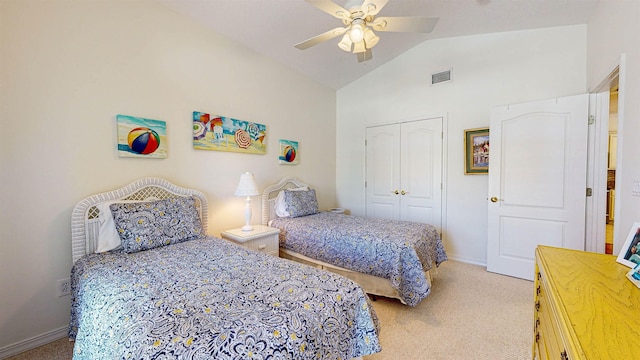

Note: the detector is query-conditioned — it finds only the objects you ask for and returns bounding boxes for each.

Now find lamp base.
[241,197,254,232]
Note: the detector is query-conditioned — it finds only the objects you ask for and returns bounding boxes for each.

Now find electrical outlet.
[633,179,640,197]
[57,278,71,297]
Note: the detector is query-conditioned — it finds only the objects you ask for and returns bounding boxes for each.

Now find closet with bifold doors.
[365,117,443,232]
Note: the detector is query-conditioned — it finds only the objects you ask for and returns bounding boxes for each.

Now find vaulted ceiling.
[158,0,598,89]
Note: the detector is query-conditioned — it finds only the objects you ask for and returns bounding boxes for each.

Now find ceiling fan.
[295,0,439,62]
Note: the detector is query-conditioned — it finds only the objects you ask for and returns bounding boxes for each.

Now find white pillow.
[274,186,308,218]
[95,202,122,253]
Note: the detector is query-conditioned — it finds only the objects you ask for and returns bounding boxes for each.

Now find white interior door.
[366,118,443,232]
[400,119,443,231]
[366,124,401,220]
[487,94,588,280]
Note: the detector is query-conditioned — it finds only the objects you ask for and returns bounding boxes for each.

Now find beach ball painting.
[283,145,296,162]
[279,139,299,165]
[116,114,167,158]
[128,127,160,154]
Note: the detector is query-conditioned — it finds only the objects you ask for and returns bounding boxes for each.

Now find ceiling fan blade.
[295,27,348,50]
[357,49,373,63]
[372,16,439,33]
[305,0,350,20]
[361,0,388,16]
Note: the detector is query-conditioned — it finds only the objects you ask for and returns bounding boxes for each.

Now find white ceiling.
[158,0,598,89]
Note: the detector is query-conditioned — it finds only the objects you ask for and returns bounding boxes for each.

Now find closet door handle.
[391,190,399,195]
[400,190,408,195]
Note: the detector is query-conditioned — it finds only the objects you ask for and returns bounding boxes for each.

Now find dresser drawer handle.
[560,350,568,360]
[536,285,541,295]
[535,301,540,311]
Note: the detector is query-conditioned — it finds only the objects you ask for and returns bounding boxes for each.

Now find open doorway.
[585,56,624,255]
[605,87,619,254]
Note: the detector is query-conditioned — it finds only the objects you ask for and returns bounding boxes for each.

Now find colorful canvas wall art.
[116,114,167,158]
[193,111,266,154]
[279,139,299,165]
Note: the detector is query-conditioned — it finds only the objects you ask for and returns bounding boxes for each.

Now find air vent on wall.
[431,69,452,85]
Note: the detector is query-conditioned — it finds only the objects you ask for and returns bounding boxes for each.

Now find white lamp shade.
[352,40,366,54]
[363,28,379,49]
[338,33,353,52]
[234,172,259,197]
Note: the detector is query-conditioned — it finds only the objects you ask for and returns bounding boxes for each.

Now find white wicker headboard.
[71,178,208,264]
[261,177,310,225]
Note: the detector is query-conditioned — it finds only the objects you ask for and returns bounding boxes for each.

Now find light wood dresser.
[534,245,640,359]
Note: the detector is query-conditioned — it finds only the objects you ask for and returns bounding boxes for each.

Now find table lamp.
[234,172,260,231]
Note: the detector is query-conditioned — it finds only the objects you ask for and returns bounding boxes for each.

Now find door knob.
[490,197,498,202]
[401,190,408,195]
[391,190,399,195]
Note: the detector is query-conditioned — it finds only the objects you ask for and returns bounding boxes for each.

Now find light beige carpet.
[368,260,533,359]
[6,260,532,360]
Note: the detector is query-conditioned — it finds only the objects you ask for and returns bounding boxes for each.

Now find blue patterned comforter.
[69,237,380,359]
[271,212,448,306]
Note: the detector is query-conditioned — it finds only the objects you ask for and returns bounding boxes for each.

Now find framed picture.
[617,222,640,268]
[626,263,640,288]
[116,114,167,159]
[279,139,299,165]
[192,111,266,155]
[464,127,489,174]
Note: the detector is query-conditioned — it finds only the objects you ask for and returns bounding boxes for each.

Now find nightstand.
[220,225,280,257]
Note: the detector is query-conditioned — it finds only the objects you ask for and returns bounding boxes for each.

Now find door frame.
[363,113,448,242]
[586,54,625,254]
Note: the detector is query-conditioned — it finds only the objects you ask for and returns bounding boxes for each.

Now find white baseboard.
[0,326,68,359]
[446,255,487,267]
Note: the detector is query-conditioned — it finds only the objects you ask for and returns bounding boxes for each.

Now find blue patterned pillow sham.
[110,196,204,253]
[284,189,319,217]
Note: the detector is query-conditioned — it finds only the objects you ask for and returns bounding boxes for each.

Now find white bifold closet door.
[365,117,443,233]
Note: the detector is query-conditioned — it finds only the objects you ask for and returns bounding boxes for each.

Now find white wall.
[0,0,336,351]
[587,1,640,254]
[337,25,587,265]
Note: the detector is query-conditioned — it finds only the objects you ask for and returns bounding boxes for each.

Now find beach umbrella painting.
[192,111,267,155]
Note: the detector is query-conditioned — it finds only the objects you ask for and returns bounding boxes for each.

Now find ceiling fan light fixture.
[352,40,366,54]
[349,19,365,43]
[338,33,353,52]
[295,0,439,63]
[363,27,379,49]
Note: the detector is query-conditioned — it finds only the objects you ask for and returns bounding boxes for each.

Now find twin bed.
[68,177,446,359]
[69,178,380,359]
[261,177,447,307]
